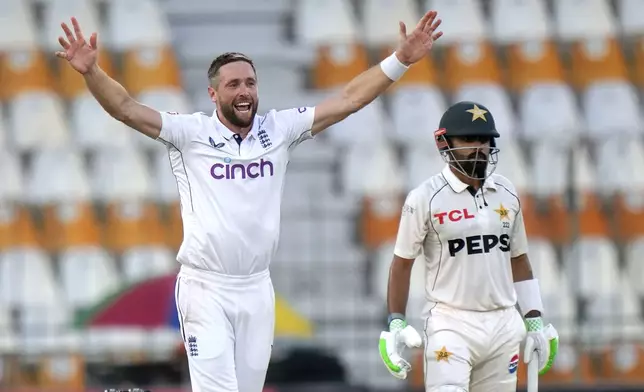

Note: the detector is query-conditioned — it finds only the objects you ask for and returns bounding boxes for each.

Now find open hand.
[55,17,98,75]
[395,10,443,65]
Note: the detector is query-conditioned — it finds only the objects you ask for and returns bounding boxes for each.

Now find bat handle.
[527,351,539,392]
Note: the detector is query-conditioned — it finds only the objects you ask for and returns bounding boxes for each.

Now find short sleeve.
[511,208,529,258]
[157,111,200,150]
[394,189,429,260]
[275,107,316,149]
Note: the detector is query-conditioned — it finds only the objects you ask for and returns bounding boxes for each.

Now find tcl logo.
[434,209,475,225]
[448,234,511,256]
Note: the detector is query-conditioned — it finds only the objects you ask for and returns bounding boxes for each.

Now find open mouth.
[234,102,252,113]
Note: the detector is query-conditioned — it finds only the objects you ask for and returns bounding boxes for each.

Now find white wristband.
[514,279,544,316]
[380,53,409,82]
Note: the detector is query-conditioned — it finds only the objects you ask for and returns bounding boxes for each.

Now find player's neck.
[216,112,252,138]
[450,167,482,190]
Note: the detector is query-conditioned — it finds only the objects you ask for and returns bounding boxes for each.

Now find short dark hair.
[207,52,256,84]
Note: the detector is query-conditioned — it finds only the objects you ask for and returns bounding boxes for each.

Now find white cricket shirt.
[157,107,315,276]
[394,165,529,313]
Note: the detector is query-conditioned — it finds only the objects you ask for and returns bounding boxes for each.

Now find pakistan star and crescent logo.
[435,346,452,363]
[495,204,510,220]
[466,104,488,122]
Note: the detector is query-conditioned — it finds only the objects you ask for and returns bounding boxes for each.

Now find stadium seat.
[554,0,617,41]
[453,84,518,142]
[0,51,70,151]
[595,138,644,199]
[0,248,69,339]
[325,97,388,145]
[625,238,644,297]
[424,0,487,44]
[71,93,133,150]
[490,0,551,44]
[633,37,644,89]
[529,141,573,243]
[58,246,121,310]
[122,46,182,97]
[372,241,426,319]
[519,83,583,144]
[362,0,418,47]
[26,147,92,206]
[0,153,38,250]
[564,238,620,300]
[135,89,192,151]
[0,105,8,150]
[582,81,643,139]
[574,145,611,238]
[495,140,528,195]
[442,42,502,93]
[617,0,644,36]
[121,246,177,284]
[294,0,358,46]
[0,0,38,51]
[381,45,439,89]
[91,148,164,251]
[403,145,445,192]
[614,183,644,241]
[601,343,644,383]
[43,0,117,99]
[570,38,629,90]
[506,41,566,92]
[389,85,446,146]
[106,0,172,51]
[312,43,370,90]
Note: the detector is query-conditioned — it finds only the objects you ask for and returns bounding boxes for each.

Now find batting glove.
[379,318,423,379]
[523,317,559,375]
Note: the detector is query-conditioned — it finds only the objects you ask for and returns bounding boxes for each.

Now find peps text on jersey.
[448,234,510,256]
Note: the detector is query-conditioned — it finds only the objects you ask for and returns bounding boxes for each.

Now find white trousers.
[423,304,526,392]
[175,265,275,392]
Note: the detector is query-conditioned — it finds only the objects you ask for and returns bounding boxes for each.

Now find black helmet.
[434,101,500,180]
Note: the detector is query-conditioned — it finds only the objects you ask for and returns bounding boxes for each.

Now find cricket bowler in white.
[379,102,560,391]
[55,12,444,392]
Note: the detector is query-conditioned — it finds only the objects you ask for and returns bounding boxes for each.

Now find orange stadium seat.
[166,201,184,251]
[577,193,611,237]
[122,46,182,96]
[104,201,165,253]
[516,347,598,386]
[519,194,546,239]
[613,195,644,241]
[600,344,644,384]
[0,203,39,251]
[442,41,502,92]
[37,354,84,391]
[313,44,370,90]
[379,46,438,89]
[57,50,117,100]
[570,38,629,90]
[0,50,55,100]
[506,41,566,92]
[632,37,644,89]
[359,195,404,250]
[40,202,102,252]
[540,196,572,245]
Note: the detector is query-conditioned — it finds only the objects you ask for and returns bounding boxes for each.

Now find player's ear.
[207,85,217,103]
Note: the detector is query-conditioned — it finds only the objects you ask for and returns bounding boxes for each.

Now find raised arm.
[56,17,162,139]
[310,10,442,136]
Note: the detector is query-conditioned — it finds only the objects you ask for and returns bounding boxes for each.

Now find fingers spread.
[58,36,70,49]
[427,18,442,35]
[61,22,75,43]
[399,21,407,39]
[415,10,436,31]
[71,17,85,41]
[55,51,68,59]
[432,31,443,42]
[89,32,98,50]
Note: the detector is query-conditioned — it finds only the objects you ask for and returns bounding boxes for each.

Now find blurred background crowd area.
[0,0,644,391]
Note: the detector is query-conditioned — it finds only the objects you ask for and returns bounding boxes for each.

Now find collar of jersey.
[211,110,258,141]
[441,165,496,193]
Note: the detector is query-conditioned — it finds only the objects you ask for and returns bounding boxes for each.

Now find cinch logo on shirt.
[448,234,510,256]
[434,209,475,225]
[210,159,275,180]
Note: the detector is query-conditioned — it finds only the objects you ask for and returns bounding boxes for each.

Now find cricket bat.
[527,351,538,392]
